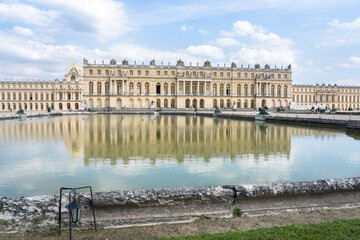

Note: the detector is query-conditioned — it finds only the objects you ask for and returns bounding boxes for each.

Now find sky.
[0,0,359,85]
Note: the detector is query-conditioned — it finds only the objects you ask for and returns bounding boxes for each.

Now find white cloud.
[0,3,58,26]
[331,78,359,86]
[329,17,360,30]
[213,38,241,47]
[37,0,133,41]
[12,26,33,37]
[181,25,193,31]
[198,29,208,34]
[184,45,225,59]
[222,20,295,66]
[338,56,360,68]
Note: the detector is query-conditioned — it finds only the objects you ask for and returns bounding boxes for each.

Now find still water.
[0,114,359,197]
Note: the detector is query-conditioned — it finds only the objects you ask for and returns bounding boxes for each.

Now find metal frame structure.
[59,186,97,239]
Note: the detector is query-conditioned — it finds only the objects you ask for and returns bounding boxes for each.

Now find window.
[220,72,223,77]
[244,85,248,95]
[284,74,287,79]
[145,83,149,94]
[145,70,149,76]
[164,71,168,76]
[171,71,175,76]
[118,70,121,75]
[137,70,141,75]
[186,71,189,76]
[137,82,141,94]
[226,84,230,95]
[251,85,254,95]
[237,73,241,78]
[251,73,254,79]
[130,70,133,75]
[156,83,161,94]
[89,69,93,75]
[157,71,160,76]
[97,69,101,75]
[237,84,241,95]
[278,74,281,79]
[213,72,217,77]
[171,83,175,94]
[105,70,109,75]
[164,83,168,95]
[117,81,122,94]
[97,82,101,94]
[105,82,110,94]
[220,84,224,95]
[185,82,190,95]
[199,83,204,94]
[244,73,248,79]
[129,82,134,93]
[227,72,230,77]
[89,82,94,94]
[213,84,217,95]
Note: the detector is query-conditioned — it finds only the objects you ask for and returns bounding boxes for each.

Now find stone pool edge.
[1,177,359,232]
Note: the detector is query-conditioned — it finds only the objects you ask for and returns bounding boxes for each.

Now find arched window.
[171,99,176,108]
[137,82,141,94]
[164,99,168,108]
[199,83,204,94]
[156,99,161,108]
[237,84,241,95]
[105,82,110,94]
[185,82,190,95]
[18,92,21,100]
[35,92,38,100]
[284,85,288,97]
[40,93,43,100]
[220,84,224,95]
[129,82,134,94]
[213,99,217,108]
[244,84,248,96]
[145,82,149,95]
[164,83,168,95]
[13,92,16,100]
[277,85,281,96]
[220,99,224,108]
[271,85,275,96]
[71,75,76,81]
[97,82,101,94]
[192,82,197,95]
[156,83,161,94]
[117,81,122,94]
[250,85,255,95]
[213,84,217,95]
[24,92,27,100]
[46,93,49,100]
[171,83,175,95]
[226,84,230,96]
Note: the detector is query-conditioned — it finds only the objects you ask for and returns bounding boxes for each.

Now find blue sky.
[0,0,359,85]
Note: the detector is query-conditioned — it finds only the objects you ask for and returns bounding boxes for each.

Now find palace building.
[0,58,359,111]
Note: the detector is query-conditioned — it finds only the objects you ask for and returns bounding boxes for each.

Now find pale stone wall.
[82,60,293,110]
[292,84,360,110]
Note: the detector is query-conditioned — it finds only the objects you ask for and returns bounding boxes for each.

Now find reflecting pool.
[0,114,359,197]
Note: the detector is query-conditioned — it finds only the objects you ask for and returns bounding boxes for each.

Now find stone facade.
[0,59,359,111]
[0,63,83,112]
[292,84,360,110]
[82,59,292,110]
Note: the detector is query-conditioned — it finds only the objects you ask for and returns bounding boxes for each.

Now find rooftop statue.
[122,59,129,66]
[110,59,117,65]
[176,59,184,67]
[204,60,211,68]
[231,62,237,68]
[150,59,156,66]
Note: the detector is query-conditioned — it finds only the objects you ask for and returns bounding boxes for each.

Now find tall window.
[213,84,217,95]
[271,85,275,96]
[117,81,122,94]
[156,83,161,94]
[137,82,141,94]
[284,85,288,97]
[237,84,241,95]
[164,83,168,95]
[244,85,248,96]
[89,82,93,94]
[145,83,149,94]
[105,82,110,94]
[220,84,224,95]
[199,83,204,95]
[129,82,134,94]
[97,82,101,94]
[171,83,175,95]
[192,82,197,95]
[277,85,281,96]
[250,85,254,95]
[185,82,190,95]
[226,84,230,96]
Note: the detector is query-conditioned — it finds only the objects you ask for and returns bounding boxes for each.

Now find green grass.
[160,219,360,240]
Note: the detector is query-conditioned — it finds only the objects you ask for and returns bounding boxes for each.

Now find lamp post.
[59,186,97,240]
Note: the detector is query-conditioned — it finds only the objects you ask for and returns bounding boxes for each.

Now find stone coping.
[1,177,359,232]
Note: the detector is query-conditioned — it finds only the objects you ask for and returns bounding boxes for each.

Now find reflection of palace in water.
[0,115,343,164]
